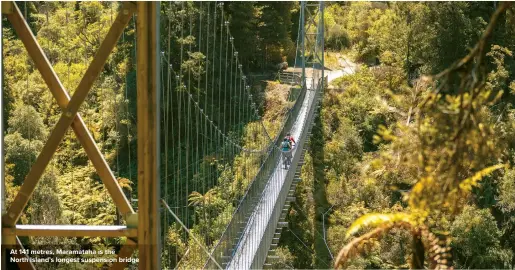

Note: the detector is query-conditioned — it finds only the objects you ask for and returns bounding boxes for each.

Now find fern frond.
[459,164,506,192]
[188,191,203,206]
[345,212,413,239]
[336,221,415,269]
[421,227,453,270]
[336,223,396,269]
[336,221,454,270]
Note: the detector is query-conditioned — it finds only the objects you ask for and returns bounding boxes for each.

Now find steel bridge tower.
[300,1,325,90]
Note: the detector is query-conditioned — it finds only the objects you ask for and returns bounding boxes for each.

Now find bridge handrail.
[277,71,302,85]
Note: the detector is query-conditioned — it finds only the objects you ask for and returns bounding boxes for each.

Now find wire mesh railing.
[277,71,302,86]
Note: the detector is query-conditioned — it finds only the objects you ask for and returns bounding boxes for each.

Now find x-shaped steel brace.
[2,2,137,228]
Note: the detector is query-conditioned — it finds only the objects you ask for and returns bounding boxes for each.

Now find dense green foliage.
[275,2,515,269]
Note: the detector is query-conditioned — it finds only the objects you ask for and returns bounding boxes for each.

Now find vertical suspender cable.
[196,2,204,252]
[160,45,167,264]
[223,19,229,143]
[178,0,185,245]
[239,66,245,144]
[211,3,217,189]
[218,4,223,161]
[163,3,169,265]
[186,2,193,237]
[202,1,210,248]
[233,59,238,143]
[166,2,174,265]
[229,36,234,160]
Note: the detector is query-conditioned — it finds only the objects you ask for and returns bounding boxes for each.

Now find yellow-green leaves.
[373,124,396,144]
[345,212,413,239]
[188,189,218,207]
[458,164,507,192]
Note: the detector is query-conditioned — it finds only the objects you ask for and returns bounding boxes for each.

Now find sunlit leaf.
[458,164,507,192]
[345,212,413,239]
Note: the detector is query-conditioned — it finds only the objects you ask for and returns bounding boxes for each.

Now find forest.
[2,1,515,270]
[278,2,515,270]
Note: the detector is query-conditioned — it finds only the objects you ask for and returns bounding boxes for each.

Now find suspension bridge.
[1,1,350,269]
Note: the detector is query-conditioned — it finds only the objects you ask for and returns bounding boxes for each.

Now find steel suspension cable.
[161,56,269,153]
[197,2,209,250]
[218,4,224,163]
[211,3,218,189]
[196,2,206,252]
[186,2,194,244]
[229,35,234,160]
[178,0,186,246]
[165,1,174,264]
[223,17,229,159]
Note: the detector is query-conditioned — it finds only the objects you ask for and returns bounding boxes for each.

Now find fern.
[188,191,204,207]
[345,212,413,239]
[336,220,453,270]
[458,164,506,192]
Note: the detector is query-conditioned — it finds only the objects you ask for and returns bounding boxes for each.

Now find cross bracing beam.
[0,2,163,270]
[2,1,136,228]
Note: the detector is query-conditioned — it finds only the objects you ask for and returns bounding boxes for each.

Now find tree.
[451,206,513,269]
[4,104,46,185]
[227,1,259,69]
[257,2,295,67]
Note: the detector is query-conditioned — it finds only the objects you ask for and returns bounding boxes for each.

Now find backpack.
[281,141,290,150]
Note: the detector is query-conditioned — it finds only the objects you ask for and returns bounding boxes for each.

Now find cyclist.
[281,137,292,169]
[285,132,296,148]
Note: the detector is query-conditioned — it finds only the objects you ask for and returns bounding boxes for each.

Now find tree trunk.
[411,233,425,269]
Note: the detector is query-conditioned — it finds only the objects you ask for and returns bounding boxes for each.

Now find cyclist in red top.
[286,132,295,148]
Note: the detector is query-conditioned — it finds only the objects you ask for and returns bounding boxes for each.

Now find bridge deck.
[227,79,316,269]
